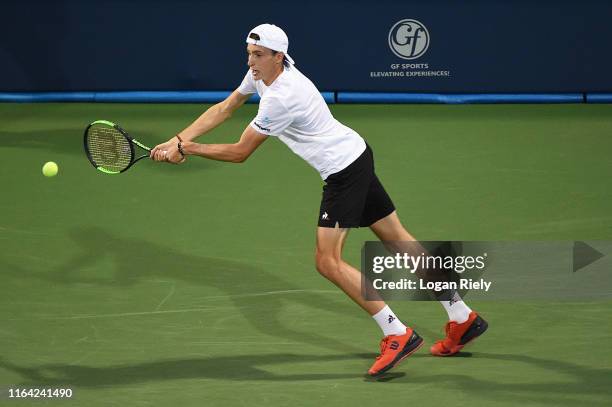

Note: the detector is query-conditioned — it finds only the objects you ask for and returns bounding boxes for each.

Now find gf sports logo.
[388,19,429,60]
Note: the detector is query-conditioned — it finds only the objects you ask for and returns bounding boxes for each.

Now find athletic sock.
[372,305,407,336]
[439,291,472,323]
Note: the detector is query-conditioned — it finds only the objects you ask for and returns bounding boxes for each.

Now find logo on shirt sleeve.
[254,121,271,132]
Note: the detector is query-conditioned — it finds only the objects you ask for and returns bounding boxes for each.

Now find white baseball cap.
[246,23,295,65]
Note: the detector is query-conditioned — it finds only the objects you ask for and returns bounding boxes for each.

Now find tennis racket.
[83,120,153,174]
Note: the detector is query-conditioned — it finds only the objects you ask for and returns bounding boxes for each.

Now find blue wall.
[2,0,612,93]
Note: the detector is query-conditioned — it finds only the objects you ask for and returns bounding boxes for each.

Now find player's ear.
[275,51,284,65]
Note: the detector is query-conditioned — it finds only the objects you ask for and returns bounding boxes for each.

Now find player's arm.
[150,90,251,160]
[180,125,268,163]
[177,90,251,142]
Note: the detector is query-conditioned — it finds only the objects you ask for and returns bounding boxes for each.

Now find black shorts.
[318,144,395,228]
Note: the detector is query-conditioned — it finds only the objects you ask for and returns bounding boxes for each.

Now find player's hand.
[164,144,186,164]
[151,138,178,162]
[150,138,185,164]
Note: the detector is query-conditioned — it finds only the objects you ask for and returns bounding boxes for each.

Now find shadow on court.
[403,352,612,407]
[1,352,610,405]
[0,354,367,385]
[6,226,369,354]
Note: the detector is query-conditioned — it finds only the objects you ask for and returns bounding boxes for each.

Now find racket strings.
[86,126,132,172]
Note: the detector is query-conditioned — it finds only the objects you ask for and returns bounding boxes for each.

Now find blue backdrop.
[2,0,611,93]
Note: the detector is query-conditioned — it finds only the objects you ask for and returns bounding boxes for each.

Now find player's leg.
[315,225,423,376]
[368,209,415,241]
[369,210,473,318]
[368,209,488,356]
[315,226,384,315]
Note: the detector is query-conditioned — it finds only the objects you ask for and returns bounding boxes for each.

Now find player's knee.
[315,252,341,281]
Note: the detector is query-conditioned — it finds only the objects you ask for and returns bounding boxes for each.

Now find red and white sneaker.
[430,311,488,356]
[368,327,423,376]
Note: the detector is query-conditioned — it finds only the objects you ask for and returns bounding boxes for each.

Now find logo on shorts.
[321,212,329,220]
[388,19,430,60]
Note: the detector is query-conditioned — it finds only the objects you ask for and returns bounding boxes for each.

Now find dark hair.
[271,51,291,68]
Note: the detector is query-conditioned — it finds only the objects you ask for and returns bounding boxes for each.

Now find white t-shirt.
[237,66,366,180]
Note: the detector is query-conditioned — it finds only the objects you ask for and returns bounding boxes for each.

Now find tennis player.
[151,23,487,376]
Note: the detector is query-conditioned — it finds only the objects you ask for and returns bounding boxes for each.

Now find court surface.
[1,102,611,406]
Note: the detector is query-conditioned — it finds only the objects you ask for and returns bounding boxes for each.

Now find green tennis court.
[1,102,611,406]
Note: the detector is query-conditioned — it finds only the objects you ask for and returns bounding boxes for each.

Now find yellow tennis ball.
[42,161,58,177]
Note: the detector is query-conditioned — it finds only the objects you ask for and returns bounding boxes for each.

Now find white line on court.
[6,289,340,321]
[193,289,339,301]
[188,341,298,345]
[155,282,176,311]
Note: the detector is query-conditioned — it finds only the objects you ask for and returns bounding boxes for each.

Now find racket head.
[83,120,136,174]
